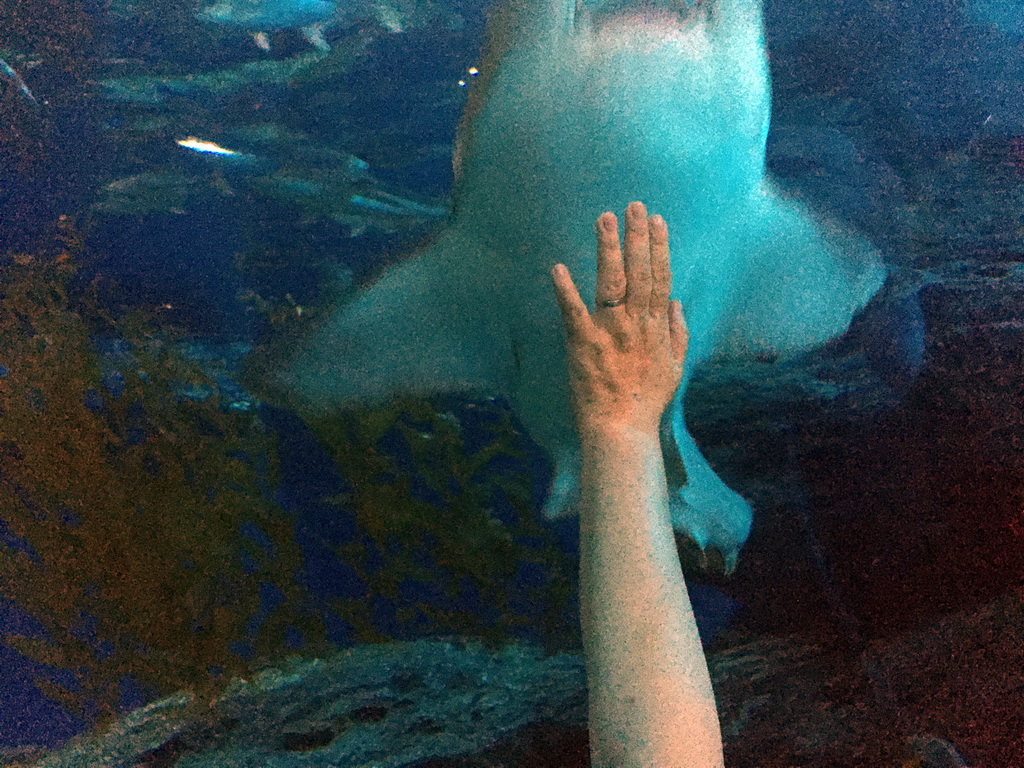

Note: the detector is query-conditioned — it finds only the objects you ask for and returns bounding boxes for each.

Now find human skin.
[550,200,724,768]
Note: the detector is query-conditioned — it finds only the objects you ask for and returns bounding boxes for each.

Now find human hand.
[551,201,688,438]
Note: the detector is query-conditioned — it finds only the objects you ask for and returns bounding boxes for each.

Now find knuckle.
[602,279,626,294]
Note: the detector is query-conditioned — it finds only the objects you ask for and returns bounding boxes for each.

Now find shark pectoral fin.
[541,448,582,521]
[662,390,752,572]
[659,403,688,492]
[267,230,508,411]
[716,186,888,359]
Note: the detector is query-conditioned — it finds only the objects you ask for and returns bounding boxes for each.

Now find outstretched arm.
[551,201,724,768]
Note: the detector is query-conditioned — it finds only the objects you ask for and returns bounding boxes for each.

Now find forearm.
[578,426,724,768]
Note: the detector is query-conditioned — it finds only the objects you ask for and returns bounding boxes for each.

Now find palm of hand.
[552,201,688,437]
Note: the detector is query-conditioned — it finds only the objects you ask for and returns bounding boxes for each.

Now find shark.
[196,0,410,51]
[197,0,339,51]
[262,0,888,574]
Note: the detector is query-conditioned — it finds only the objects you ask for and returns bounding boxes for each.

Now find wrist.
[577,419,661,444]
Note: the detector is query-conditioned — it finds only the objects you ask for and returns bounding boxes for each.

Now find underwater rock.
[18,638,589,768]
[21,582,1022,768]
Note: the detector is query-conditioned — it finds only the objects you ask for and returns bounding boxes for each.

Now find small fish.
[175,136,270,172]
[171,133,443,236]
[907,734,971,768]
[1,53,47,210]
[0,55,39,109]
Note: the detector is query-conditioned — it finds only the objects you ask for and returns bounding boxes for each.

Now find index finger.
[551,263,595,341]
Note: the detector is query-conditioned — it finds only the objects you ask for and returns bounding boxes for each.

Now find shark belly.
[270,0,887,573]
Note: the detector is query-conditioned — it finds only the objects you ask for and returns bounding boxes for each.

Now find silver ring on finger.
[600,297,625,308]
